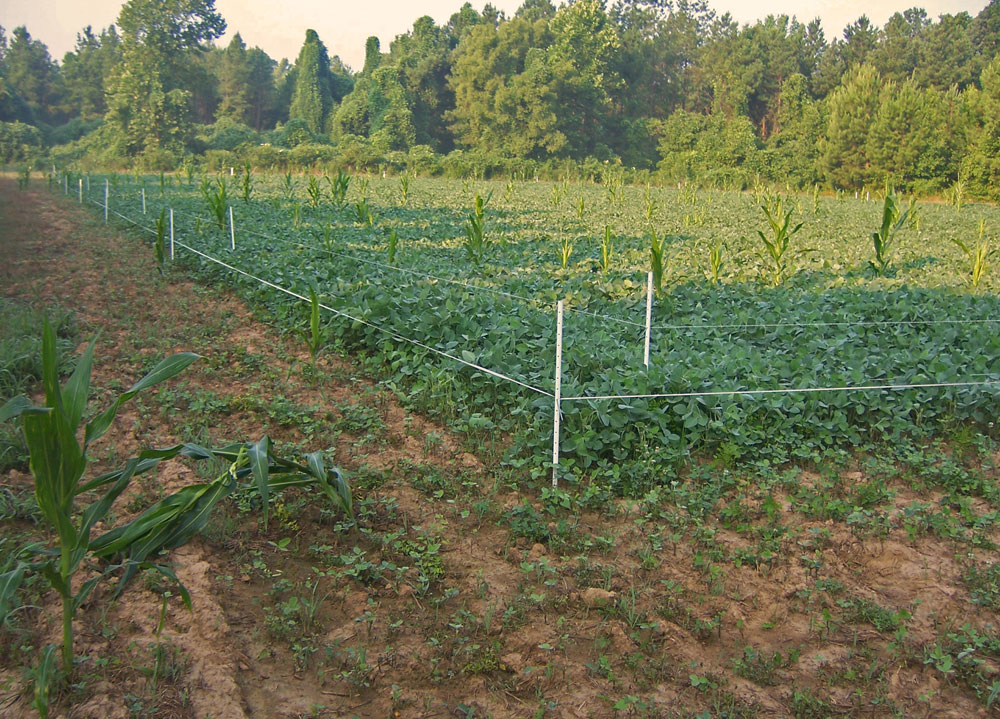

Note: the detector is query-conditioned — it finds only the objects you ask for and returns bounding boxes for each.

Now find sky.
[1,0,991,72]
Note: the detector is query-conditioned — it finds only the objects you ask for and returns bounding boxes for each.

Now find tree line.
[1,0,998,198]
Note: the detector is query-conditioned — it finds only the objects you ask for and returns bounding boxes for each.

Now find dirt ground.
[1,176,999,719]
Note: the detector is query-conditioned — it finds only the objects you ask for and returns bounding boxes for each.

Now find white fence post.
[104,179,109,224]
[644,271,653,368]
[552,300,564,487]
[78,178,83,204]
[169,208,175,261]
[229,206,235,250]
[142,188,146,215]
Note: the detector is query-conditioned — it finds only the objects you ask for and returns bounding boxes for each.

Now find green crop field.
[74,170,1000,492]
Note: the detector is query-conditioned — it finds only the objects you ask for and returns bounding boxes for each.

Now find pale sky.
[1,0,990,72]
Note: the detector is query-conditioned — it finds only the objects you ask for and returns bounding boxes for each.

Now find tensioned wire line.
[106,190,1000,338]
[98,200,1000,406]
[163,203,649,333]
[96,198,554,399]
[560,380,1000,403]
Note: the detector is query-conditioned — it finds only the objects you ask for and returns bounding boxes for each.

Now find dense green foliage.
[80,171,1000,493]
[2,1,1000,196]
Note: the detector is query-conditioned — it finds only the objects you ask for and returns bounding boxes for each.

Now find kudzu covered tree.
[103,0,225,162]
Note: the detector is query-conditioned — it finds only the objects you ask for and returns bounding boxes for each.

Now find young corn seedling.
[354,198,374,227]
[755,196,803,286]
[297,285,324,363]
[17,166,30,190]
[201,176,229,230]
[464,192,491,264]
[870,193,909,277]
[650,228,665,294]
[951,220,994,289]
[307,176,322,209]
[812,184,820,214]
[282,171,295,201]
[951,175,966,211]
[327,170,350,208]
[399,174,410,206]
[600,225,614,276]
[0,320,353,688]
[577,195,586,221]
[0,319,197,677]
[707,239,725,284]
[558,235,573,269]
[240,162,253,203]
[387,228,399,264]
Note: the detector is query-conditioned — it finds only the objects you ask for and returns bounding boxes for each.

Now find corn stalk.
[201,176,228,230]
[326,171,350,208]
[650,228,665,294]
[951,220,994,289]
[755,196,803,286]
[464,193,491,264]
[870,193,909,277]
[0,320,352,686]
[600,225,614,276]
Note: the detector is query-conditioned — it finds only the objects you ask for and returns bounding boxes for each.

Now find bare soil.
[1,177,999,719]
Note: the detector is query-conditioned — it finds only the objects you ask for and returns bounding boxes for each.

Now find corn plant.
[387,228,399,264]
[908,197,920,230]
[354,198,374,227]
[812,184,820,214]
[558,235,573,269]
[504,179,515,204]
[297,285,324,363]
[281,171,295,201]
[755,196,803,286]
[17,166,30,190]
[201,176,228,230]
[951,220,994,289]
[464,193,490,264]
[183,163,194,186]
[292,201,302,228]
[0,319,197,676]
[600,225,614,276]
[650,228,665,294]
[707,239,725,284]
[577,195,586,221]
[870,193,909,277]
[951,175,966,211]
[153,208,167,272]
[0,320,352,687]
[326,171,350,208]
[399,174,410,206]
[240,162,253,203]
[307,176,322,209]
